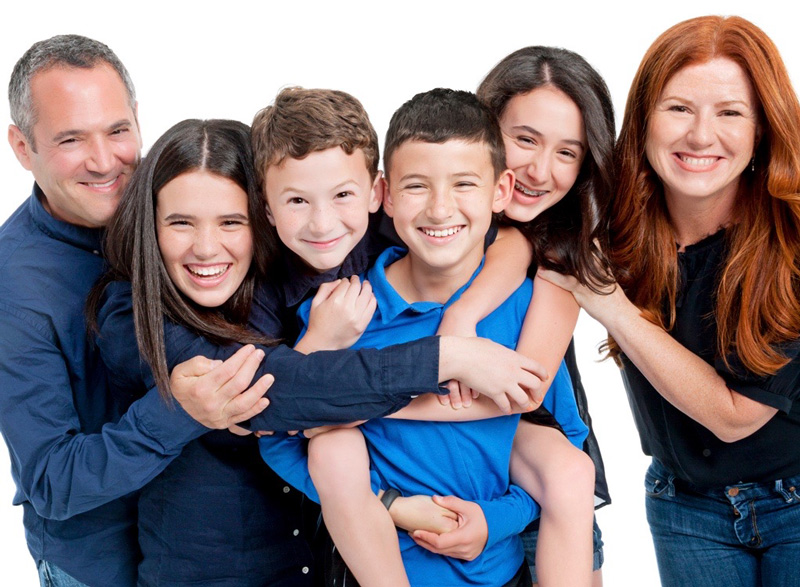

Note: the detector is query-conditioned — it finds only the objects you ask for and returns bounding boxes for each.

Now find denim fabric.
[645,458,800,587]
[521,516,604,583]
[37,561,89,587]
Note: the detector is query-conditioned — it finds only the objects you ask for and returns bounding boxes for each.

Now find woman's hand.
[536,267,626,326]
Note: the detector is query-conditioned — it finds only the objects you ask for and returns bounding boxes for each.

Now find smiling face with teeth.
[156,170,254,308]
[499,86,586,223]
[645,58,759,215]
[383,139,513,300]
[8,64,142,228]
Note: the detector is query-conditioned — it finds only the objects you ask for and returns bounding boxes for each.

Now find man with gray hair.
[1,35,271,586]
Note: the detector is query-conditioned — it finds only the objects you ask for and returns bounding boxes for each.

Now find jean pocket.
[645,466,673,499]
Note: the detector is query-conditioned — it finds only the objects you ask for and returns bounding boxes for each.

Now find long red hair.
[612,15,800,375]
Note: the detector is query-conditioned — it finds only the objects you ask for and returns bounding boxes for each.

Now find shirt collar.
[28,184,105,254]
[367,246,485,324]
[279,232,376,308]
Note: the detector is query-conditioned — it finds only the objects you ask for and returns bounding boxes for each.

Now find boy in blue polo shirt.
[261,88,589,586]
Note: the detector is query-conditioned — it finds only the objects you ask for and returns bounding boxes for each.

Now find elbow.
[708,419,765,444]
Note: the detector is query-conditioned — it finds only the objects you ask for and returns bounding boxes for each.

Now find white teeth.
[679,155,716,167]
[188,265,228,277]
[86,178,117,188]
[422,226,462,238]
[515,182,547,197]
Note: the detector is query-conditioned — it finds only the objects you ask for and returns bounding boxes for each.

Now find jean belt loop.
[667,473,677,498]
[775,478,796,502]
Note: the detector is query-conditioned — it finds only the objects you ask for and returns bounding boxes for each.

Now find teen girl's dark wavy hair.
[478,46,616,290]
[88,119,278,399]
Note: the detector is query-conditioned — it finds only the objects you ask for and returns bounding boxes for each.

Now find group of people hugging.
[1,13,799,587]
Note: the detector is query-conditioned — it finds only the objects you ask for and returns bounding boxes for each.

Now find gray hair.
[8,34,136,146]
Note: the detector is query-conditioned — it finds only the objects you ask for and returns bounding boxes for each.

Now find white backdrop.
[1,1,798,584]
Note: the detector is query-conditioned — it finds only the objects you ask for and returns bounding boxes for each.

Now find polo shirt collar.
[28,184,105,254]
[368,246,484,324]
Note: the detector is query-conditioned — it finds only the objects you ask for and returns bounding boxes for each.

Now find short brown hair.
[251,87,379,189]
[383,88,506,180]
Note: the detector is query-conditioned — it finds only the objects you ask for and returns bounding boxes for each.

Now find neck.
[665,187,737,251]
[385,249,482,304]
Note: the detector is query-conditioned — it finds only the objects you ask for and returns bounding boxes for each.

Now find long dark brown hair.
[478,46,616,290]
[612,16,800,375]
[88,119,278,398]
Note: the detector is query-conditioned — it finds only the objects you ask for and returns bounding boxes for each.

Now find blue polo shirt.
[261,247,588,586]
[0,188,211,586]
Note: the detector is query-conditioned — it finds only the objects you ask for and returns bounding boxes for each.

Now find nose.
[426,187,455,223]
[687,113,715,148]
[192,226,220,260]
[308,203,334,236]
[85,136,115,176]
[525,151,551,184]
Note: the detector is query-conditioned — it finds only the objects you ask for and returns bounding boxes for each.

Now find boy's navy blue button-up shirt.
[0,188,209,586]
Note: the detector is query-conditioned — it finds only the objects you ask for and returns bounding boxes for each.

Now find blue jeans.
[37,561,89,587]
[521,516,604,583]
[645,458,800,587]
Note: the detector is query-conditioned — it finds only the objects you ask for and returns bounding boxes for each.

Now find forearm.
[389,393,526,421]
[476,484,540,550]
[515,276,579,400]
[594,288,775,441]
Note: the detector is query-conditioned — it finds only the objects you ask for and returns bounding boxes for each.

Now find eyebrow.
[278,178,360,196]
[161,212,249,221]
[51,119,133,143]
[660,96,753,109]
[510,124,585,149]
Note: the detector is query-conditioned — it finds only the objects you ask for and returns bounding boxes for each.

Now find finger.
[411,529,446,549]
[229,397,270,425]
[216,347,266,401]
[459,383,472,408]
[201,345,258,393]
[342,275,363,305]
[431,494,467,513]
[410,533,444,555]
[228,424,252,436]
[172,354,223,378]
[311,280,340,307]
[437,392,450,406]
[226,373,273,422]
[520,356,548,382]
[444,380,461,409]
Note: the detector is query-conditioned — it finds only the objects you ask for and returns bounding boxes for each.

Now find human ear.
[368,171,384,213]
[265,203,276,226]
[492,169,515,213]
[8,125,33,171]
[380,175,394,218]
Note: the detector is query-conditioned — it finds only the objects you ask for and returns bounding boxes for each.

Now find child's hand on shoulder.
[303,276,376,351]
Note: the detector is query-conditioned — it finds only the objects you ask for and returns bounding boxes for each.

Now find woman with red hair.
[541,15,800,586]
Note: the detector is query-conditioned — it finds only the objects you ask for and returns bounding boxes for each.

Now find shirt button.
[702,449,711,457]
[293,529,300,536]
[301,567,309,574]
[728,487,739,497]
[283,486,290,493]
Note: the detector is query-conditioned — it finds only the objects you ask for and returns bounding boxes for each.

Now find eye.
[667,104,690,114]
[335,190,354,199]
[222,219,247,227]
[516,136,536,146]
[455,181,477,189]
[403,183,426,191]
[110,127,130,136]
[720,109,742,117]
[58,137,78,146]
[167,219,191,227]
[288,197,307,205]
[557,149,578,160]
